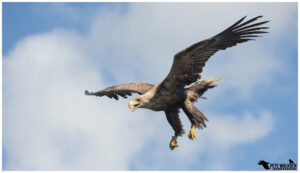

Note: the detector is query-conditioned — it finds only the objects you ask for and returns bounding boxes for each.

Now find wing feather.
[159,16,269,92]
[85,82,154,100]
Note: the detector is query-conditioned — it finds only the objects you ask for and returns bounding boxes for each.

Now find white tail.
[203,77,223,83]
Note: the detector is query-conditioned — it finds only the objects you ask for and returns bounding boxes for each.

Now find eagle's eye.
[136,98,141,102]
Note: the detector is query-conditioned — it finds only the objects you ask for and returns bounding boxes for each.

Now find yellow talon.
[188,128,196,140]
[169,138,179,150]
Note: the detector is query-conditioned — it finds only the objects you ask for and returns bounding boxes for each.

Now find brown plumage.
[85,16,269,150]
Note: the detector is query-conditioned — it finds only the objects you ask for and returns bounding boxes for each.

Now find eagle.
[85,16,269,150]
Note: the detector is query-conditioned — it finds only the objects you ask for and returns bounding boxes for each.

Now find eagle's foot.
[169,137,179,150]
[188,127,196,140]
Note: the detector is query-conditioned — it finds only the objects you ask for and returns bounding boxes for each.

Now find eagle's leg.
[182,100,208,140]
[165,110,184,150]
[188,125,196,140]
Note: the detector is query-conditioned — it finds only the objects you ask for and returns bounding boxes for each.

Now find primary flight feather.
[85,16,269,150]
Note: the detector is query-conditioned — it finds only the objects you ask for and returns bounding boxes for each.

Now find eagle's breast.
[142,85,186,111]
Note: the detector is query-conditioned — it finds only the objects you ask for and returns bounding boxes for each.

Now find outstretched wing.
[160,16,269,92]
[85,82,154,100]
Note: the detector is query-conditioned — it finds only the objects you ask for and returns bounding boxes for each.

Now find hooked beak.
[128,100,141,112]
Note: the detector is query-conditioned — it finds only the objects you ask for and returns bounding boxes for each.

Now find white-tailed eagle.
[85,16,269,150]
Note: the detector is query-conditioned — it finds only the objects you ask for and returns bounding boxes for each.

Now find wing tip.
[241,15,265,22]
[85,90,94,96]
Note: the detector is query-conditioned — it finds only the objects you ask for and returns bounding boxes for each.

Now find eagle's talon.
[169,138,179,150]
[188,128,196,140]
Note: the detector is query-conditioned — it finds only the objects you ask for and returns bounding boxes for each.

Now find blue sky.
[2,2,297,171]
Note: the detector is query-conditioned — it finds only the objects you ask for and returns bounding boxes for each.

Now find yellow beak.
[128,100,141,112]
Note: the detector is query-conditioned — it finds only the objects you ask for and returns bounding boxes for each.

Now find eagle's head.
[128,95,149,112]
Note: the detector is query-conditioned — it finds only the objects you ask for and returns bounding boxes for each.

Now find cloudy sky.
[2,2,297,171]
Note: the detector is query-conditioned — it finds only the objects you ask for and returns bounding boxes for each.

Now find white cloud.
[3,31,155,170]
[130,110,274,170]
[203,44,283,99]
[202,110,274,170]
[3,2,296,170]
[207,110,274,147]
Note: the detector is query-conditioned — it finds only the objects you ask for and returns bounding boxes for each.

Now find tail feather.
[202,77,223,83]
[187,77,222,102]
